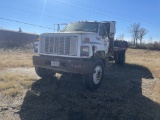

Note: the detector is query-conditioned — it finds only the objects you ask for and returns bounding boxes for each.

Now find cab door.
[102,21,116,52]
[98,23,109,54]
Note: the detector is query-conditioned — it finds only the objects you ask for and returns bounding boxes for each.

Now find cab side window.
[99,24,106,37]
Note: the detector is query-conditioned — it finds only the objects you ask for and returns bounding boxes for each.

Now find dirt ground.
[0,63,160,120]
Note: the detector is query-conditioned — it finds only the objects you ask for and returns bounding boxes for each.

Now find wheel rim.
[93,65,102,84]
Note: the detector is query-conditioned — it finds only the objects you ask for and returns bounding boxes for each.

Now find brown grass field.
[0,49,35,98]
[0,49,33,70]
[126,49,160,104]
[126,49,160,78]
[0,48,160,120]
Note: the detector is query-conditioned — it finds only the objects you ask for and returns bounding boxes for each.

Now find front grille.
[40,36,78,56]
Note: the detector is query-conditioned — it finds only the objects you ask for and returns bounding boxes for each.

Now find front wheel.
[83,60,104,90]
[35,67,55,78]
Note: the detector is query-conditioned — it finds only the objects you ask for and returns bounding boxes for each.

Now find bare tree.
[128,23,140,46]
[138,28,148,44]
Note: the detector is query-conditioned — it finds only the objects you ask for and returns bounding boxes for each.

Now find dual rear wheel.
[114,50,126,65]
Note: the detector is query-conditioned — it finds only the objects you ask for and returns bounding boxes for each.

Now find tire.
[114,52,120,64]
[83,60,104,90]
[119,51,125,65]
[114,51,125,65]
[35,67,55,78]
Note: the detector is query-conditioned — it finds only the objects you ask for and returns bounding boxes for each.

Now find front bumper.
[33,55,93,74]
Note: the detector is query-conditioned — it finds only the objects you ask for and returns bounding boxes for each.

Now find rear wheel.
[114,51,125,65]
[119,51,125,65]
[114,52,120,64]
[83,60,104,90]
[35,67,55,78]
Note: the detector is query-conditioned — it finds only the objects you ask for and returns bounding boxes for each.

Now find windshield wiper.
[74,29,85,31]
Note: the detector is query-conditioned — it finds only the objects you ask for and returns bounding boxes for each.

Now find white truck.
[33,21,128,90]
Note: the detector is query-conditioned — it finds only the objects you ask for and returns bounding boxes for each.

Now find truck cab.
[33,21,127,90]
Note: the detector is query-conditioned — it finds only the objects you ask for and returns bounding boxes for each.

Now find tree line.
[116,23,160,51]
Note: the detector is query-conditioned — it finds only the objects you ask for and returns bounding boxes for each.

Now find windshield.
[63,22,98,32]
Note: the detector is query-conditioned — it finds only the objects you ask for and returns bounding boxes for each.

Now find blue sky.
[0,0,159,42]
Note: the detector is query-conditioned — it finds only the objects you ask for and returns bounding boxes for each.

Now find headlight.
[34,41,39,53]
[80,46,89,56]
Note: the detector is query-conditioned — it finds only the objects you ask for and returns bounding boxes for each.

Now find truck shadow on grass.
[20,63,160,120]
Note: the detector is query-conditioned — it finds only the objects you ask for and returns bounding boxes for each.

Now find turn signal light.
[84,38,90,42]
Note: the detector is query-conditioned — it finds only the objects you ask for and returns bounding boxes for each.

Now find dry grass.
[0,48,38,98]
[126,49,160,103]
[126,49,160,78]
[0,49,33,70]
[0,73,36,97]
